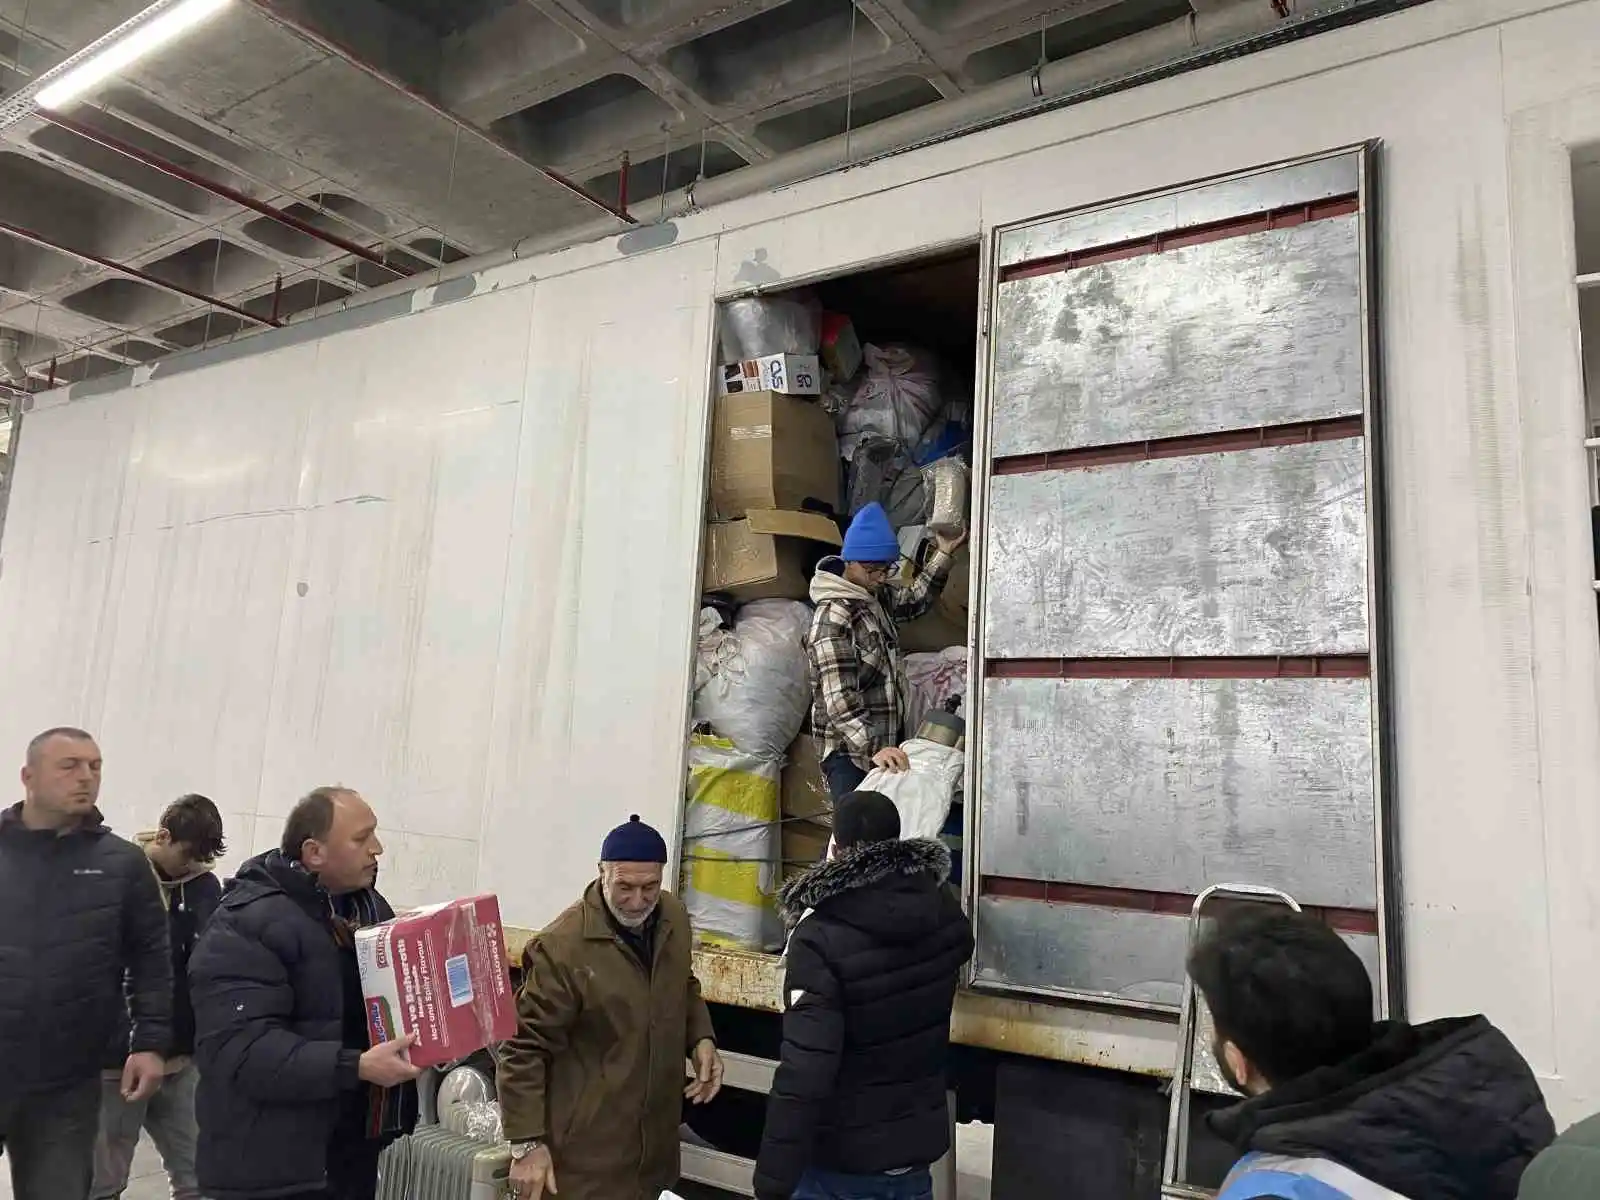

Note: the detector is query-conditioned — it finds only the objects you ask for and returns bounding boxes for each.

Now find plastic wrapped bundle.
[924,456,969,538]
[837,344,944,460]
[905,648,968,734]
[692,600,812,759]
[683,734,781,951]
[718,294,821,360]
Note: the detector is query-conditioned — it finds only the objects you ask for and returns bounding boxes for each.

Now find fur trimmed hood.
[779,836,951,930]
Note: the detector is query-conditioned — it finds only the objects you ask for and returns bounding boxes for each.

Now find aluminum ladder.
[1159,883,1303,1200]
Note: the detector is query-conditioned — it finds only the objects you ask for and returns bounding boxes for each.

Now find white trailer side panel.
[2,0,1598,1121]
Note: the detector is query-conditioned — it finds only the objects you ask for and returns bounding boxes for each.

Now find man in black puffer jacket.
[189,787,420,1200]
[0,728,172,1200]
[755,791,974,1200]
[1194,907,1553,1200]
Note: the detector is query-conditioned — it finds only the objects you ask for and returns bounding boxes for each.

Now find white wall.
[3,0,1600,1122]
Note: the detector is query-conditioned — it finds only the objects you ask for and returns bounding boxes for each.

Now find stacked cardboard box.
[781,734,833,883]
[703,391,842,601]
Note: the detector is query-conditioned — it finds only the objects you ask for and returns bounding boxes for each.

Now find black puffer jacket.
[190,851,407,1200]
[1209,1015,1554,1199]
[754,838,974,1200]
[0,804,171,1097]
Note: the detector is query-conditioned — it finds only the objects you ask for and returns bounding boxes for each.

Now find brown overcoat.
[497,883,716,1200]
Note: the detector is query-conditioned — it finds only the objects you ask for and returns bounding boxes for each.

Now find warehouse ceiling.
[0,0,1336,389]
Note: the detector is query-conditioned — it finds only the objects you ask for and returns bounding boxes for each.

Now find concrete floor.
[0,1123,993,1200]
[0,1136,168,1200]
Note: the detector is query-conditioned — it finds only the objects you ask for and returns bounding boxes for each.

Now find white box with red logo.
[355,894,517,1069]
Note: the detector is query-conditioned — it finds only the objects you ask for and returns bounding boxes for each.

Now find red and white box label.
[355,894,517,1069]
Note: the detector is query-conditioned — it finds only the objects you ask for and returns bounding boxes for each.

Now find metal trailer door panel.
[984,440,1370,659]
[969,147,1394,1024]
[991,216,1364,457]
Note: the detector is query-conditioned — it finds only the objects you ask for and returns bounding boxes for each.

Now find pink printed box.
[355,894,517,1069]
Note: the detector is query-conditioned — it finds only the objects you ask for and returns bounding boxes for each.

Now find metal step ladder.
[1159,883,1303,1200]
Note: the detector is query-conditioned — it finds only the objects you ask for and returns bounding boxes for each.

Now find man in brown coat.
[498,815,723,1200]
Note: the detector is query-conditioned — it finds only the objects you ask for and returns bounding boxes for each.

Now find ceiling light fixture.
[34,0,230,111]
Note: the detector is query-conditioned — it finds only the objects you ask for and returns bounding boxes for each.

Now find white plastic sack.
[837,344,944,460]
[905,648,968,734]
[718,293,821,360]
[859,738,965,842]
[924,457,969,538]
[683,735,781,951]
[692,600,812,759]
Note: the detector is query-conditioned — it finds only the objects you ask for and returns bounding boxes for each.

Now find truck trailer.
[1,0,1598,1193]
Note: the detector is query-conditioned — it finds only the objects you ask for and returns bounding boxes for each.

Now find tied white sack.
[692,600,812,759]
[859,737,965,842]
[837,344,944,461]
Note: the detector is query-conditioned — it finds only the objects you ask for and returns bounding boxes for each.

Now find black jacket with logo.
[0,803,172,1097]
[754,838,974,1200]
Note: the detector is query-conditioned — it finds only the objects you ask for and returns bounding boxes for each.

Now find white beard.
[605,893,657,929]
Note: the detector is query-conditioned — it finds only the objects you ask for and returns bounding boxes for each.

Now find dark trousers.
[282,1134,386,1200]
[795,1166,934,1200]
[0,1078,102,1200]
[822,750,869,801]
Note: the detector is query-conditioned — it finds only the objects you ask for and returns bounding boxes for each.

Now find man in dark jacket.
[755,791,974,1200]
[94,793,227,1200]
[189,787,420,1200]
[0,727,171,1200]
[1192,907,1554,1199]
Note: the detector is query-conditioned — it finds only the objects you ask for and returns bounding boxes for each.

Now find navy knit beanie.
[600,814,669,864]
[841,502,900,564]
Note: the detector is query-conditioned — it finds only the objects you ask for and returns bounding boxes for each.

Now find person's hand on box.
[358,1032,422,1088]
[685,1038,724,1104]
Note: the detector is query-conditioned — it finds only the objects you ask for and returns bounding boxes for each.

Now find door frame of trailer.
[960,141,1402,1017]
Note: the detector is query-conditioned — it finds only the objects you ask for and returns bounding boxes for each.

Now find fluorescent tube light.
[35,0,230,111]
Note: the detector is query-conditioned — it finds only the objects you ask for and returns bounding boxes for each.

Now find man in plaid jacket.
[805,502,967,801]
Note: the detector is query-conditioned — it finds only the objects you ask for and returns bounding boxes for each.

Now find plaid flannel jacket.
[805,550,953,771]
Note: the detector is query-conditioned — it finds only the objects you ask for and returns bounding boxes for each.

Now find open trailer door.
[965,147,1399,1052]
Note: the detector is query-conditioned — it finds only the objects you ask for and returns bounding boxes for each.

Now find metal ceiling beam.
[39,111,413,277]
[0,217,281,330]
[244,0,638,226]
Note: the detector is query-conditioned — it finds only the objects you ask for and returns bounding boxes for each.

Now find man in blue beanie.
[806,502,967,799]
[498,815,722,1200]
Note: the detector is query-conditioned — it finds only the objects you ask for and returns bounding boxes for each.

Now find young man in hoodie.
[754,791,974,1200]
[1192,907,1553,1199]
[806,502,967,800]
[92,793,226,1200]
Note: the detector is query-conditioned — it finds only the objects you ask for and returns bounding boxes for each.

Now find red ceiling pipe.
[39,112,409,277]
[0,217,281,329]
[245,0,637,226]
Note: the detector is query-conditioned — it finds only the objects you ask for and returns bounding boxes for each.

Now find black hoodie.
[1208,1015,1554,1199]
[753,838,974,1200]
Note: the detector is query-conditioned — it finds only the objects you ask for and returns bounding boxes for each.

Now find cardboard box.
[704,509,841,602]
[710,392,840,521]
[781,735,832,826]
[899,546,971,653]
[719,353,822,396]
[356,894,516,1069]
[782,819,833,871]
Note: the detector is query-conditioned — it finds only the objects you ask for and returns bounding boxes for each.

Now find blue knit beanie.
[600,814,668,864]
[841,502,900,564]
